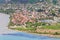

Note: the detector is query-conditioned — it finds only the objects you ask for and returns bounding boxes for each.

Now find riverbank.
[9,27,60,38]
[9,12,60,38]
[12,29,60,38]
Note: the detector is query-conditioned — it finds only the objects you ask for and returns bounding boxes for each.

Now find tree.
[58,9,60,13]
[51,9,56,16]
[29,0,37,3]
[26,22,33,27]
[46,0,51,3]
[52,0,58,5]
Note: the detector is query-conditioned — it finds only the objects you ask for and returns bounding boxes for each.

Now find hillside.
[0,0,59,5]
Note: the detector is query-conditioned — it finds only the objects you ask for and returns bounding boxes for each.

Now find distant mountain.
[0,0,45,4]
[11,0,29,4]
[0,0,5,4]
[0,0,59,4]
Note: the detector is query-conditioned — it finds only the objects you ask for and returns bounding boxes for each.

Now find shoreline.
[12,29,60,38]
[8,25,60,38]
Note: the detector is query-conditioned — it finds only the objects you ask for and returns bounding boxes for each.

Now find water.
[1,32,60,40]
[0,13,17,34]
[0,13,60,40]
[0,13,10,27]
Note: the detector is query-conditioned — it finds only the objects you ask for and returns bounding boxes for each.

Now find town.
[0,0,60,36]
[8,1,60,25]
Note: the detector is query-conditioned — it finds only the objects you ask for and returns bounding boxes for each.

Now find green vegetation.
[0,9,4,13]
[9,22,60,35]
[9,20,60,30]
[0,9,15,14]
[41,23,60,30]
[11,27,36,33]
[26,22,46,27]
[8,16,15,26]
[52,0,58,5]
[4,9,15,14]
[8,22,15,26]
[29,0,36,3]
[46,0,51,4]
[54,32,60,35]
[58,9,60,13]
[51,9,56,16]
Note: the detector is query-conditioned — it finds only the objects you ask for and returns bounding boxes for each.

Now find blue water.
[1,32,60,40]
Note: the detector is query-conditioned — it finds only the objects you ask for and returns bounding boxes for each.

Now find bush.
[54,32,60,35]
[26,22,33,27]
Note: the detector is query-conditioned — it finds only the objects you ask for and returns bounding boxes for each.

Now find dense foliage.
[0,0,58,4]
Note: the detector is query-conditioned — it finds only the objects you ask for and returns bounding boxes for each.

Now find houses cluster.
[11,10,36,25]
[10,2,60,25]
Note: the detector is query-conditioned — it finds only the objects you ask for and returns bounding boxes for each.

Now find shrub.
[54,32,60,35]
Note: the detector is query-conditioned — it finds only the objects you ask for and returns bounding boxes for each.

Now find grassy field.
[9,22,60,35]
[41,23,60,30]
